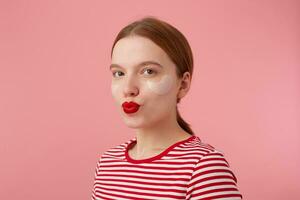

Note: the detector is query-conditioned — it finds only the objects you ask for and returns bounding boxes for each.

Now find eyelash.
[112,68,157,78]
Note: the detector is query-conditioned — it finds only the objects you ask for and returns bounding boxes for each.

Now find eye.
[142,68,157,76]
[112,71,124,77]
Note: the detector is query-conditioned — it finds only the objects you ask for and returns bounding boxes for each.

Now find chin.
[124,122,144,129]
[122,116,144,128]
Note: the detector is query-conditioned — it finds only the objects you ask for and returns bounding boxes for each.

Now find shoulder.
[97,137,135,161]
[183,135,225,159]
[187,136,238,180]
[184,136,236,177]
[185,137,242,199]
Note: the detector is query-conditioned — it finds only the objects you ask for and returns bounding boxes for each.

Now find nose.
[123,75,139,98]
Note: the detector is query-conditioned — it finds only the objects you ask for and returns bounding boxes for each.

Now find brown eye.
[112,71,124,77]
[142,68,157,76]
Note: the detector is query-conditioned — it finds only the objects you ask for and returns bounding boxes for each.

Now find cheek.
[111,83,121,99]
[146,74,175,95]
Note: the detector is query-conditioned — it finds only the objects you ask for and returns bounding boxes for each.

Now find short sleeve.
[91,155,102,200]
[186,151,243,200]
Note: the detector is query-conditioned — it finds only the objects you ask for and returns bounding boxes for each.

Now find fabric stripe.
[91,135,243,199]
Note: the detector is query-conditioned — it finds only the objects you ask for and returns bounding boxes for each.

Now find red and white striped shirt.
[91,135,243,199]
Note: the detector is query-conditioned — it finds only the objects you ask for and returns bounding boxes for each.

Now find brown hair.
[110,16,195,135]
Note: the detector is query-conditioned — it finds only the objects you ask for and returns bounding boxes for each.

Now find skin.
[146,74,174,95]
[110,35,192,160]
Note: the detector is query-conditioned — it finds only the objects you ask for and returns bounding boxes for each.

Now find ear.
[177,71,191,101]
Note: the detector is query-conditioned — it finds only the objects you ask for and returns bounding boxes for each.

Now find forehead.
[111,36,173,69]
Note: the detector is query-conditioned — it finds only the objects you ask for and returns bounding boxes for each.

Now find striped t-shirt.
[91,135,243,200]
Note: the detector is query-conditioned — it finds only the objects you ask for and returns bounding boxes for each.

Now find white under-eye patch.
[146,74,174,95]
[111,83,121,94]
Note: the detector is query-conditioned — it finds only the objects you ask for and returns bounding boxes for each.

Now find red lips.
[122,101,140,114]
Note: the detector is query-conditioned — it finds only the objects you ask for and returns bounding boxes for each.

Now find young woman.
[92,16,243,200]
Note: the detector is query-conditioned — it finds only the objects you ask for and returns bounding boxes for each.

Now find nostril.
[123,85,139,97]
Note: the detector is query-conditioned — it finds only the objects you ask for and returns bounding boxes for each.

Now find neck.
[133,118,191,157]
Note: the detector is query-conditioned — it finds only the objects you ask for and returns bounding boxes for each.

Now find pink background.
[0,0,299,199]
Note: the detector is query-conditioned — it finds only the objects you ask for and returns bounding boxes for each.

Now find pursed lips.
[122,101,141,114]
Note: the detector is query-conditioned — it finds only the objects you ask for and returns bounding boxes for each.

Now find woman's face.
[110,35,182,129]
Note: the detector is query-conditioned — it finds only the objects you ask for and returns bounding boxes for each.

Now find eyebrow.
[110,60,163,70]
